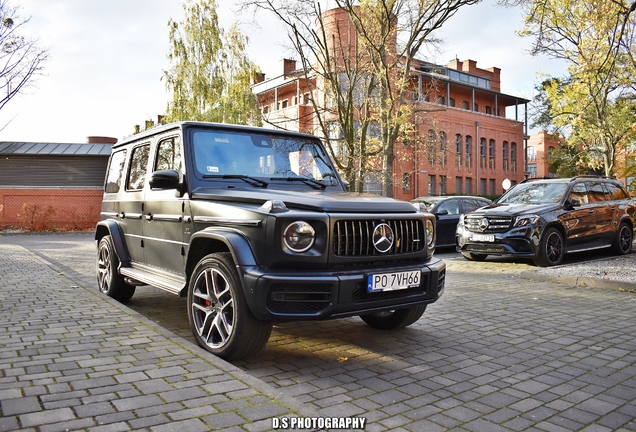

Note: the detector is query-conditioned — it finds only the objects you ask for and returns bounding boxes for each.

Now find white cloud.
[0,0,564,143]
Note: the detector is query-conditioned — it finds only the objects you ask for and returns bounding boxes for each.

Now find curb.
[519,270,636,292]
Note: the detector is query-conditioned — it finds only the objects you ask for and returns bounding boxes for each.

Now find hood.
[470,202,562,217]
[190,187,418,213]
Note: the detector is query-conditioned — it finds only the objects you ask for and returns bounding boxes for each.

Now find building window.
[462,101,469,110]
[403,172,411,192]
[489,139,495,171]
[527,146,537,162]
[327,122,347,158]
[489,179,495,195]
[474,103,479,112]
[439,176,447,194]
[503,141,509,172]
[281,99,288,109]
[485,106,492,114]
[363,171,382,195]
[548,146,556,161]
[439,132,447,169]
[449,98,455,107]
[480,178,486,195]
[466,177,472,195]
[455,176,462,194]
[465,135,472,168]
[511,142,517,172]
[263,106,269,114]
[304,93,311,105]
[437,96,445,105]
[428,175,436,195]
[480,138,486,169]
[428,130,436,166]
[455,134,462,168]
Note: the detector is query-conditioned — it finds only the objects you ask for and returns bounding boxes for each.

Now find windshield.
[498,182,568,204]
[191,129,338,183]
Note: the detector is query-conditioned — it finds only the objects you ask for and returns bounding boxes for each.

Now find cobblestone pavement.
[1,232,636,431]
[0,235,316,432]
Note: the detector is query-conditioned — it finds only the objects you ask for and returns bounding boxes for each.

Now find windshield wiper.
[202,174,268,188]
[270,176,326,190]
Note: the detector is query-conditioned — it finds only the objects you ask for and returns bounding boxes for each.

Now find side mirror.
[569,197,582,207]
[435,209,449,216]
[150,169,180,190]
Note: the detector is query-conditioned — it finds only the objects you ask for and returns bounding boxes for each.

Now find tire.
[461,252,488,261]
[533,227,564,267]
[187,252,272,360]
[612,222,633,255]
[360,305,426,330]
[96,235,135,302]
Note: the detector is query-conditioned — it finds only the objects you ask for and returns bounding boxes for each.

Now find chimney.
[145,120,154,130]
[157,115,165,125]
[281,58,296,75]
[254,72,266,84]
[86,136,117,144]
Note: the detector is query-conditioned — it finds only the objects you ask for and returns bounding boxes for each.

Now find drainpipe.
[475,121,480,195]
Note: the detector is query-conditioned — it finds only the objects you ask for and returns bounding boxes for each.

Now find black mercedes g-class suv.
[456,176,635,267]
[95,122,445,360]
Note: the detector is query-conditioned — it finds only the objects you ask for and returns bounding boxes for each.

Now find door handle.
[145,214,153,221]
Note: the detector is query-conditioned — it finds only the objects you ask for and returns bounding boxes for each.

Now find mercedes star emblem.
[372,223,394,253]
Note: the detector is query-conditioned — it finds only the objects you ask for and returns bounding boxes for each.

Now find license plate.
[368,270,421,292]
[471,233,495,242]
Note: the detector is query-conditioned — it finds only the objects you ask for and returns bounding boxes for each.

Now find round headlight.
[426,219,435,247]
[283,221,315,253]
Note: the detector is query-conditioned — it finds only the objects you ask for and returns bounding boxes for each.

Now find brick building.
[252,7,530,199]
[526,130,561,178]
[0,137,115,230]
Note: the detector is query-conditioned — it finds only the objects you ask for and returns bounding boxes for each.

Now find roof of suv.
[520,175,616,184]
[115,121,319,148]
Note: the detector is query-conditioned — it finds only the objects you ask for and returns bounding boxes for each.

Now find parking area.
[1,232,636,431]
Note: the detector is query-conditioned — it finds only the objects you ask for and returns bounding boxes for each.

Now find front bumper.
[238,257,446,322]
[455,225,539,257]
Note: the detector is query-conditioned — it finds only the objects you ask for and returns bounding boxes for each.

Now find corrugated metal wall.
[0,156,107,187]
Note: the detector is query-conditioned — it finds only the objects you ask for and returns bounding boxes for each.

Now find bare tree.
[240,0,479,196]
[0,0,49,115]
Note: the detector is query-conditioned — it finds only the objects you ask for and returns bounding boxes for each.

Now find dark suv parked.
[95,121,446,360]
[456,176,635,266]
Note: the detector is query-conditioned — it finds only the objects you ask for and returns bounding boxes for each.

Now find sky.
[0,0,567,144]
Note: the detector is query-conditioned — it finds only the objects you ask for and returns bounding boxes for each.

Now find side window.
[437,199,459,215]
[588,181,606,203]
[463,199,485,212]
[104,149,127,193]
[155,137,182,172]
[570,183,589,204]
[604,182,628,200]
[127,144,150,191]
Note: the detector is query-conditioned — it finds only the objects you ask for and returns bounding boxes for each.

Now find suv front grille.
[464,215,512,233]
[333,219,425,256]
